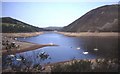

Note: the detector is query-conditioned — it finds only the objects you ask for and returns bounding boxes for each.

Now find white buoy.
[15,38,17,40]
[9,54,15,57]
[41,51,45,54]
[76,47,80,50]
[49,43,54,45]
[83,52,88,54]
[94,48,98,51]
[16,59,22,61]
[12,42,15,43]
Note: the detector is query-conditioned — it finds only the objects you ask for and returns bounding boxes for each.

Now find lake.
[2,32,118,68]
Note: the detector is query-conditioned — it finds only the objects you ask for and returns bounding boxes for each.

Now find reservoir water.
[3,32,118,67]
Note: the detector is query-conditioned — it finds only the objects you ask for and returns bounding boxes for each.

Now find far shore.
[2,32,44,38]
[58,32,120,37]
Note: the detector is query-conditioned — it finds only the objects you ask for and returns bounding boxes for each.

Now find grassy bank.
[49,58,118,72]
[2,32,44,38]
[3,58,118,72]
[58,32,120,37]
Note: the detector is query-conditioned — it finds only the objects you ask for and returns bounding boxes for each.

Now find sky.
[1,1,119,28]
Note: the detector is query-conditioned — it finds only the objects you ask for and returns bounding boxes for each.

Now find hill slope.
[45,26,62,31]
[1,17,49,33]
[63,4,119,32]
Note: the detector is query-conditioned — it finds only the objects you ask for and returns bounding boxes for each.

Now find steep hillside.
[1,17,50,33]
[63,4,119,32]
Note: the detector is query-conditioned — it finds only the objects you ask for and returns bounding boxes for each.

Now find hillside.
[45,26,62,31]
[62,4,119,32]
[1,17,50,33]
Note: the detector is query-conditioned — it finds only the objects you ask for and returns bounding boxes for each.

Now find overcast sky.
[2,1,118,27]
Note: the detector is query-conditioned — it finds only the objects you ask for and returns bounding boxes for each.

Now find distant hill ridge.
[45,26,62,31]
[1,17,50,33]
[62,4,119,32]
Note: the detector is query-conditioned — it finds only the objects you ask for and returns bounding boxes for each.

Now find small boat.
[76,47,80,50]
[93,48,98,51]
[9,54,15,57]
[49,43,54,45]
[16,58,22,61]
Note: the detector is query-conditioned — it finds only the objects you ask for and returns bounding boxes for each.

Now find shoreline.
[42,58,118,72]
[2,44,58,55]
[2,32,44,38]
[2,32,58,55]
[43,59,93,67]
[58,32,120,37]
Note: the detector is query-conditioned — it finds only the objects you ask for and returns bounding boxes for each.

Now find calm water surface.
[3,32,118,67]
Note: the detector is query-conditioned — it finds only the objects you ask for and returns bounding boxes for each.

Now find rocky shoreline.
[2,32,58,55]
